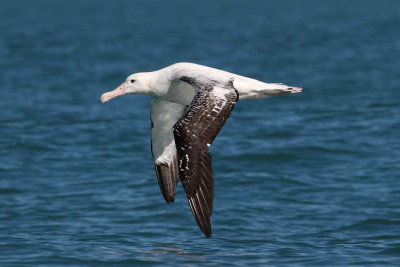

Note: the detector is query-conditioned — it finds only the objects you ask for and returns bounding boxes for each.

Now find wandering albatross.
[100,62,302,237]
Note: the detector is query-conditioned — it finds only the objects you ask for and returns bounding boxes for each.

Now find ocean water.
[1,0,400,265]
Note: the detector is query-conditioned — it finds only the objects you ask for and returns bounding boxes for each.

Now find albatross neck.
[147,67,177,98]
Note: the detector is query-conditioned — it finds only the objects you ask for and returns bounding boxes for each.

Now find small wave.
[379,246,400,256]
[0,188,25,194]
[336,218,400,232]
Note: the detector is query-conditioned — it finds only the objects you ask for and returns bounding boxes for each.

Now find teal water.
[1,0,400,265]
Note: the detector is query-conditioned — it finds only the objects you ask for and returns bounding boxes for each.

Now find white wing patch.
[151,100,186,164]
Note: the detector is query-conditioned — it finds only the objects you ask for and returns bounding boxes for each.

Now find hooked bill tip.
[100,82,127,104]
[100,94,108,103]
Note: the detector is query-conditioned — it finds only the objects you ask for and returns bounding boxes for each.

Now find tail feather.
[255,84,303,98]
[233,76,302,100]
[272,85,302,95]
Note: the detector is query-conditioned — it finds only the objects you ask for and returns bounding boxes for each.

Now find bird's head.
[101,73,152,103]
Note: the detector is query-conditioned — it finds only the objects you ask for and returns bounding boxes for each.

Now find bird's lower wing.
[151,100,186,203]
[173,77,239,237]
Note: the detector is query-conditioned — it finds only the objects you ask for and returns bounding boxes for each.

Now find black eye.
[130,79,135,83]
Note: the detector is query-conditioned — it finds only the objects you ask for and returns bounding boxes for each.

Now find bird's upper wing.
[151,100,186,203]
[173,76,239,237]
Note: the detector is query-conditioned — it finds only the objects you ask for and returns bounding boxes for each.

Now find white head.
[100,72,152,103]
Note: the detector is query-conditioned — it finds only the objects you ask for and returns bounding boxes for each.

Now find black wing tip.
[160,187,175,204]
[158,186,176,204]
[163,194,175,204]
[203,228,212,237]
[188,197,213,238]
[195,218,212,237]
[198,220,212,237]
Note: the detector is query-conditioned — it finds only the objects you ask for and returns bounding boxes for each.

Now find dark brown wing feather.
[153,153,180,203]
[173,77,238,237]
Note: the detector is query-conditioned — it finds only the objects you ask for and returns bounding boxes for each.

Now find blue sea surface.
[1,0,400,265]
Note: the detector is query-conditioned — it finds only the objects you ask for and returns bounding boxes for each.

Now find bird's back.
[165,62,295,101]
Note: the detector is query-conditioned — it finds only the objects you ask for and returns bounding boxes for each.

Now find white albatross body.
[101,62,302,237]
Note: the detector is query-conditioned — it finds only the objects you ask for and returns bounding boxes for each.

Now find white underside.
[151,100,186,164]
